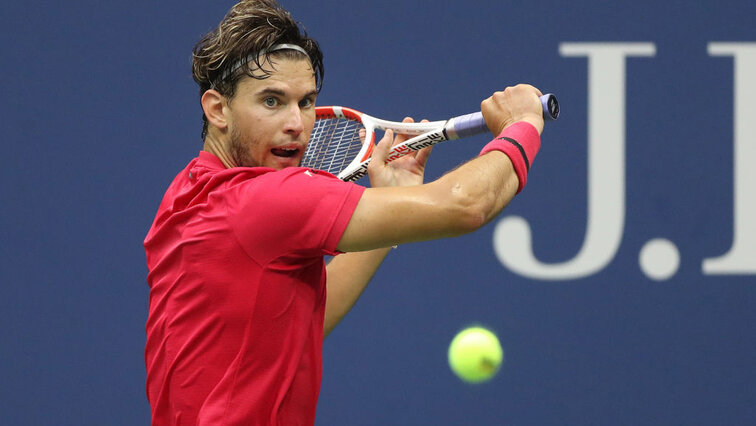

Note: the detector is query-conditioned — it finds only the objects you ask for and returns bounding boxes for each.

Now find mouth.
[271,146,301,158]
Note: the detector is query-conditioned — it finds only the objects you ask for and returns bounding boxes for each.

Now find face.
[225,57,318,169]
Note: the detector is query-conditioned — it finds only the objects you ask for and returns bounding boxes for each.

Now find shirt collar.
[197,150,227,170]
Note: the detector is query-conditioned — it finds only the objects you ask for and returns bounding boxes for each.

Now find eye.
[264,97,278,107]
[299,97,314,109]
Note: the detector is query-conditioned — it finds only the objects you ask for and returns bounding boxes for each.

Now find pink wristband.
[479,121,541,193]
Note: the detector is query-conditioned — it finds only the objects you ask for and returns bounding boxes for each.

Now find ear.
[201,89,229,132]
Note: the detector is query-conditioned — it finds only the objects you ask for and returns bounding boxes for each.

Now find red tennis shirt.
[144,151,365,425]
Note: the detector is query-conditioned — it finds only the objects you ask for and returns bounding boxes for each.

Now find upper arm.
[227,170,364,260]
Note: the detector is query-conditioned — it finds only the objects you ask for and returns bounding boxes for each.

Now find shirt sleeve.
[224,168,365,264]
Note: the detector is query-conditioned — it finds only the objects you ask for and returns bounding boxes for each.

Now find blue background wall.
[2,1,755,424]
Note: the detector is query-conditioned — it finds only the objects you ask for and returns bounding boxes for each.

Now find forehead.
[236,57,317,94]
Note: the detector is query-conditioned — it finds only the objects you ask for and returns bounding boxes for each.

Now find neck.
[203,133,237,168]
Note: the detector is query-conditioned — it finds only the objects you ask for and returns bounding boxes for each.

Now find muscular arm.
[322,148,518,336]
[323,85,544,335]
[337,84,544,252]
[337,151,519,251]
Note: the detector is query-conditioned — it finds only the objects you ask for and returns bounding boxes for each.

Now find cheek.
[305,113,316,127]
[235,118,269,146]
[304,113,316,132]
[231,105,267,134]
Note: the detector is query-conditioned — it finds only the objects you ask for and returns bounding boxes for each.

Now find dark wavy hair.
[192,0,324,139]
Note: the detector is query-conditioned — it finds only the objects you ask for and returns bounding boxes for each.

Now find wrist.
[479,121,541,193]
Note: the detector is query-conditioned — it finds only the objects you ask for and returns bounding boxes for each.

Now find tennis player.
[144,0,546,424]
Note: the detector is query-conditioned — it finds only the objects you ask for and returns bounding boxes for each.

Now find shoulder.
[224,167,365,257]
[218,167,364,210]
[224,167,352,192]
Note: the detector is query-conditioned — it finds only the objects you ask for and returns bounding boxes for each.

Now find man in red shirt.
[144,0,547,424]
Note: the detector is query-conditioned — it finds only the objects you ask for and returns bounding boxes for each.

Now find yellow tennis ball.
[448,326,504,383]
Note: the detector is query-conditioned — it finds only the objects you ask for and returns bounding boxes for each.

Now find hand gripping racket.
[300,93,559,181]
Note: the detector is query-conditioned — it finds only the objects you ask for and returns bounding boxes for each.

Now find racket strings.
[302,118,366,176]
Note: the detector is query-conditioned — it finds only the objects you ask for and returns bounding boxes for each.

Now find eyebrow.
[255,88,319,99]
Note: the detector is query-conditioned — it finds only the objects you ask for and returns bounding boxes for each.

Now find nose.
[283,104,304,137]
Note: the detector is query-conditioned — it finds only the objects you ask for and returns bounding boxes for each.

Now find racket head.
[300,106,375,179]
[302,106,449,181]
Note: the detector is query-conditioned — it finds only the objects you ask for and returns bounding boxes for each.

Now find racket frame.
[306,93,557,181]
[311,106,474,181]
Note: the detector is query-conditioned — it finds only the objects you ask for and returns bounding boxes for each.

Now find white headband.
[220,43,310,81]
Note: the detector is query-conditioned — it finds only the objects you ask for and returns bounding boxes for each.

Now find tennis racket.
[301,93,559,181]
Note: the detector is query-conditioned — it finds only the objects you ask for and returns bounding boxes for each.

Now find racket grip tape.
[479,121,541,194]
[451,94,559,138]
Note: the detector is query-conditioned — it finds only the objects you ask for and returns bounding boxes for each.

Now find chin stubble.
[229,125,253,168]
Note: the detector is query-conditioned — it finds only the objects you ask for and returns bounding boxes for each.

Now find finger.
[480,96,503,135]
[371,129,394,166]
[526,84,544,98]
[392,117,415,146]
[407,118,430,158]
[414,145,433,166]
[514,83,543,98]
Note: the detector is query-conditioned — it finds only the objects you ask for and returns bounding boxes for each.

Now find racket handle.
[450,93,560,138]
[450,112,489,139]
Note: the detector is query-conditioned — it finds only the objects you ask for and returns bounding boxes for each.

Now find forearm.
[336,151,521,253]
[432,118,542,227]
[323,247,392,337]
[433,149,521,227]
